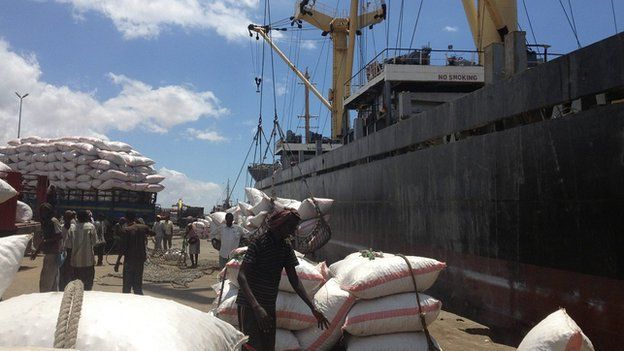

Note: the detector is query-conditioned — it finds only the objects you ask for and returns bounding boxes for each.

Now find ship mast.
[293,0,386,140]
[461,0,518,64]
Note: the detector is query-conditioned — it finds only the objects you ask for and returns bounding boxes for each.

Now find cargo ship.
[250,1,624,349]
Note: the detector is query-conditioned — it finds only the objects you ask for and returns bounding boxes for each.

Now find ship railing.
[347,47,482,92]
[347,45,562,93]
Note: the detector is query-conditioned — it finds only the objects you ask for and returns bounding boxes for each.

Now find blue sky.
[0,0,621,209]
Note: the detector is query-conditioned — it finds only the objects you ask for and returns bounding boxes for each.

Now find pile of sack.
[212,248,329,351]
[331,251,446,351]
[0,136,165,192]
[207,187,333,242]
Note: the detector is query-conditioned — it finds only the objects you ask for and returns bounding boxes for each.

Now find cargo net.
[101,248,219,288]
[293,216,331,254]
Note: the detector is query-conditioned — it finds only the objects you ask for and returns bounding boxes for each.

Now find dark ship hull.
[256,33,624,350]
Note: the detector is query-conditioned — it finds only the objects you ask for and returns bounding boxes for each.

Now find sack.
[0,161,11,173]
[0,179,18,204]
[343,293,441,336]
[276,329,301,351]
[0,235,31,298]
[334,254,446,299]
[297,198,334,221]
[295,279,356,351]
[213,281,316,331]
[225,255,326,295]
[346,332,441,351]
[0,291,247,350]
[517,309,594,351]
[15,201,33,223]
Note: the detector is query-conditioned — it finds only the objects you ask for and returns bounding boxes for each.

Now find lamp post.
[15,92,29,138]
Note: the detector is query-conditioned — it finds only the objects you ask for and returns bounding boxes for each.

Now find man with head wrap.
[236,209,329,351]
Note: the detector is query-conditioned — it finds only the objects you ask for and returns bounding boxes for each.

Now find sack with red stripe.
[295,279,356,351]
[343,293,441,336]
[212,281,316,331]
[276,329,302,351]
[334,254,446,299]
[346,332,441,351]
[223,254,327,296]
[517,309,594,351]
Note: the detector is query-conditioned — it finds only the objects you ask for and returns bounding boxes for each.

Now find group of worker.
[31,203,150,295]
[31,204,329,350]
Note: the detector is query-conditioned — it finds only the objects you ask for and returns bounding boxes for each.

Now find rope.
[408,0,424,50]
[521,0,540,55]
[557,0,582,48]
[397,254,440,351]
[54,279,84,349]
[610,0,618,34]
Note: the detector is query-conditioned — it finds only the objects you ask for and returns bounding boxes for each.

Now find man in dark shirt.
[236,209,329,351]
[114,212,149,295]
[30,203,63,292]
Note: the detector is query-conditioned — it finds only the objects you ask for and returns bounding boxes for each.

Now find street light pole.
[15,92,29,138]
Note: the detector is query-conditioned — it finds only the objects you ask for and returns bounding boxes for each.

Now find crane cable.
[610,0,619,34]
[408,0,424,50]
[521,0,541,55]
[557,0,582,48]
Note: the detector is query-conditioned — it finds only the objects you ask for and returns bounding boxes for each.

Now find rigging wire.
[521,0,540,54]
[567,0,579,39]
[610,0,619,34]
[557,0,582,48]
[408,0,424,50]
[395,0,405,51]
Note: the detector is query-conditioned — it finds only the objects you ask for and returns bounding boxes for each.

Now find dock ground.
[4,236,516,351]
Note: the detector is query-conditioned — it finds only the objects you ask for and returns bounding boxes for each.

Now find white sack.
[296,215,330,237]
[295,279,356,351]
[297,198,334,221]
[517,309,594,351]
[15,201,33,223]
[146,184,164,192]
[0,292,247,351]
[98,179,126,191]
[238,202,254,216]
[274,197,302,212]
[210,212,227,225]
[245,187,268,206]
[0,161,11,173]
[247,211,269,228]
[334,254,446,299]
[90,159,118,171]
[224,255,326,295]
[346,332,441,351]
[213,281,316,331]
[76,174,91,183]
[276,329,301,351]
[145,174,165,184]
[75,155,96,165]
[343,293,441,336]
[0,234,31,298]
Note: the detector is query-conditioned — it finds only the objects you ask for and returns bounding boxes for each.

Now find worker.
[236,209,329,351]
[214,213,247,269]
[185,221,200,268]
[65,210,97,290]
[162,215,174,250]
[59,210,75,290]
[30,203,63,292]
[114,212,149,295]
[152,215,164,251]
[94,214,107,266]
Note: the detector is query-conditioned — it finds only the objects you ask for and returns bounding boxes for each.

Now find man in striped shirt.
[236,209,329,351]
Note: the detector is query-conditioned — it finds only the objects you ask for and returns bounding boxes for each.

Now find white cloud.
[56,0,259,40]
[186,127,228,142]
[443,26,458,32]
[158,167,222,210]
[300,40,318,50]
[0,39,227,144]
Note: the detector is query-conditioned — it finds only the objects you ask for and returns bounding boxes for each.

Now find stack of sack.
[212,248,329,351]
[0,136,165,192]
[0,175,32,223]
[218,187,333,238]
[329,251,447,351]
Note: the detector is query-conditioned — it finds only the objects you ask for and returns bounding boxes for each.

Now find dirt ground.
[4,236,516,351]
